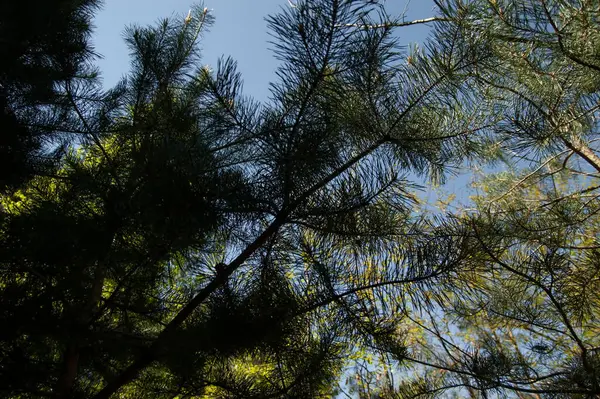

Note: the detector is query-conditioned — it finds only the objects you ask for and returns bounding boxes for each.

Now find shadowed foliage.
[3,0,600,398]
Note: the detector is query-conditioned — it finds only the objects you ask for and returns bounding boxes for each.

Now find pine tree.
[0,0,101,191]
[362,1,600,397]
[0,1,483,398]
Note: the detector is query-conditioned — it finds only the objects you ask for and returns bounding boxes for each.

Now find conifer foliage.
[0,0,478,398]
[3,0,600,398]
[0,0,101,190]
[357,1,600,397]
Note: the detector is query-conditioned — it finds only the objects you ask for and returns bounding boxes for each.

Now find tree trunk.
[561,136,600,174]
[54,224,114,398]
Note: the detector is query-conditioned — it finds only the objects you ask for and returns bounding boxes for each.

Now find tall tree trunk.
[54,265,107,398]
[54,221,115,398]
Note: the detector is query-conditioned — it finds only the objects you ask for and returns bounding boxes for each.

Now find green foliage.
[4,0,600,398]
[351,1,600,398]
[0,1,480,398]
[0,0,101,191]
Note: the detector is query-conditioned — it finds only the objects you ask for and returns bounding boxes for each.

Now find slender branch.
[281,0,340,208]
[292,137,387,210]
[89,6,463,397]
[338,17,449,30]
[540,0,600,73]
[302,269,446,314]
[403,356,586,395]
[540,184,600,209]
[470,222,589,362]
[64,81,122,187]
[487,149,570,207]
[477,76,600,175]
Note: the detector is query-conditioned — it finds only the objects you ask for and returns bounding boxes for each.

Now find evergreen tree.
[360,1,600,397]
[0,0,101,190]
[0,1,481,398]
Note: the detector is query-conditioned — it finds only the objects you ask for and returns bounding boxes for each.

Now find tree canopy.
[1,0,600,398]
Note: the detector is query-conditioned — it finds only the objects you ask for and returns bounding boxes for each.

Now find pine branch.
[470,221,592,371]
[402,355,584,395]
[338,16,449,30]
[539,0,600,73]
[64,80,122,187]
[560,135,600,175]
[91,133,387,399]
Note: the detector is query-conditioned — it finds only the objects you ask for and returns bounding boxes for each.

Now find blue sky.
[90,2,471,394]
[92,0,475,210]
[93,0,438,97]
